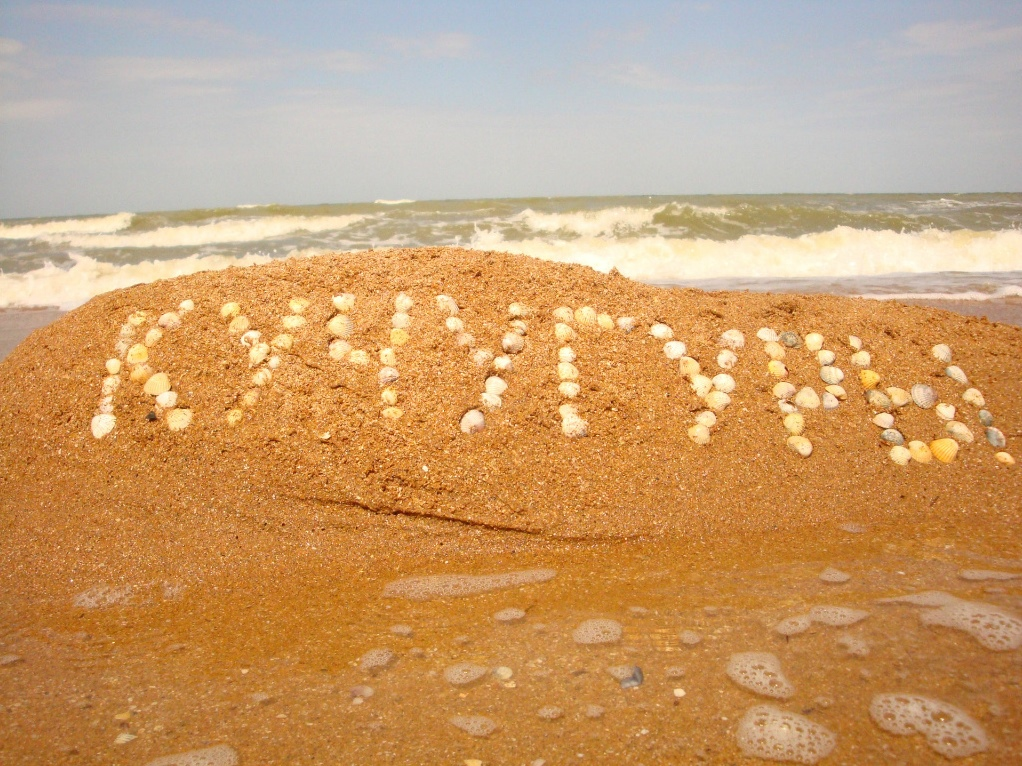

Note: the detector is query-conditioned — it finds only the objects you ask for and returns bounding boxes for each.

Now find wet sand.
[1,249,1020,764]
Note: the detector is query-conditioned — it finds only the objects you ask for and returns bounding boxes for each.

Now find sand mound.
[1,248,1020,542]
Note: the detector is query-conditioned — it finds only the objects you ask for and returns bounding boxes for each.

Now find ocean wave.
[858,285,1022,302]
[374,199,416,205]
[0,212,134,240]
[510,206,662,237]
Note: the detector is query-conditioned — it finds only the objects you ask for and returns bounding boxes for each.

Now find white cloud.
[0,38,26,57]
[384,32,474,59]
[896,19,1022,56]
[0,97,72,122]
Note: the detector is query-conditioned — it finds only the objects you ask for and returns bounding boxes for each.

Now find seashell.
[767,360,787,378]
[885,387,910,408]
[252,368,272,387]
[390,328,409,346]
[783,412,805,436]
[128,310,149,327]
[650,323,673,340]
[995,452,1015,465]
[239,330,261,348]
[508,302,531,318]
[889,445,912,465]
[778,401,798,414]
[98,396,113,416]
[695,410,717,429]
[850,351,871,368]
[822,392,839,410]
[679,357,701,378]
[271,333,293,351]
[480,392,502,409]
[558,381,580,399]
[772,382,796,400]
[597,313,615,330]
[471,349,493,366]
[445,316,464,333]
[144,327,163,347]
[348,350,370,366]
[720,329,745,349]
[557,362,579,381]
[102,375,121,396]
[704,390,731,411]
[558,403,579,419]
[756,327,779,342]
[859,369,881,389]
[616,316,637,332]
[819,366,844,385]
[804,333,824,352]
[664,340,688,360]
[945,365,968,385]
[158,312,182,330]
[690,374,713,398]
[787,435,813,458]
[552,306,574,323]
[143,372,171,397]
[561,412,588,438]
[908,441,932,464]
[289,297,310,314]
[227,315,250,334]
[825,384,847,400]
[711,373,736,394]
[178,299,194,312]
[574,306,598,325]
[226,409,243,426]
[394,292,414,313]
[817,349,836,366]
[986,427,1006,449]
[485,376,508,397]
[326,314,353,338]
[962,388,985,408]
[880,429,904,446]
[848,335,863,351]
[457,332,475,348]
[510,319,528,335]
[935,402,956,420]
[779,331,802,348]
[931,343,952,364]
[793,387,821,409]
[865,389,892,410]
[91,413,116,439]
[493,355,513,372]
[381,387,398,406]
[716,349,738,370]
[945,421,974,443]
[392,312,412,330]
[129,364,153,384]
[558,346,577,363]
[436,294,459,315]
[930,438,959,463]
[763,341,786,360]
[460,409,485,434]
[166,408,193,432]
[114,339,130,357]
[907,383,936,409]
[105,358,121,375]
[978,410,994,427]
[282,315,307,331]
[220,302,241,320]
[155,390,178,409]
[126,343,149,365]
[249,342,270,367]
[332,293,356,313]
[267,356,281,370]
[241,389,260,407]
[554,323,576,342]
[687,424,711,445]
[502,332,525,354]
[873,413,894,429]
[379,348,397,366]
[382,407,403,420]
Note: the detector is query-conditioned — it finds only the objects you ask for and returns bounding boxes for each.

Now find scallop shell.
[557,362,580,381]
[129,364,153,384]
[787,435,813,458]
[252,368,272,387]
[460,410,485,434]
[471,349,493,366]
[783,412,805,436]
[552,306,574,323]
[616,316,637,332]
[220,302,241,320]
[859,370,881,390]
[678,357,701,378]
[772,382,796,400]
[91,414,116,439]
[908,440,932,464]
[597,313,615,330]
[249,342,270,367]
[166,408,193,432]
[348,350,370,366]
[704,390,731,411]
[931,344,952,364]
[962,388,985,408]
[333,293,356,313]
[379,348,397,366]
[327,315,353,338]
[485,376,508,397]
[995,452,1015,465]
[267,356,281,370]
[804,333,824,352]
[720,329,745,349]
[650,323,673,340]
[756,327,779,342]
[390,328,410,346]
[886,387,911,408]
[226,409,243,426]
[930,438,959,463]
[105,358,121,375]
[178,299,194,312]
[945,365,968,385]
[507,302,530,318]
[763,341,786,360]
[873,413,895,429]
[986,427,1006,449]
[695,411,717,429]
[381,387,398,405]
[817,349,836,366]
[558,346,577,363]
[558,381,580,399]
[716,349,738,369]
[493,355,513,372]
[978,410,994,427]
[456,333,475,348]
[126,343,149,365]
[392,312,412,330]
[558,404,578,419]
[436,294,459,315]
[502,333,525,354]
[574,306,598,325]
[101,376,121,396]
[935,403,956,421]
[289,297,311,314]
[825,384,847,400]
[394,292,414,313]
[554,323,576,343]
[850,351,871,368]
[690,374,713,398]
[687,424,711,445]
[767,360,788,378]
[144,327,163,347]
[880,429,905,446]
[158,312,182,330]
[711,374,736,394]
[865,389,892,410]
[663,341,688,360]
[445,316,464,333]
[822,392,839,410]
[819,366,844,385]
[241,389,260,407]
[889,445,911,465]
[143,372,171,397]
[480,392,502,409]
[778,401,798,414]
[910,383,937,409]
[793,387,820,409]
[561,412,588,438]
[239,330,261,348]
[155,391,178,409]
[510,319,528,336]
[271,334,293,351]
[382,406,404,420]
[778,331,802,348]
[281,315,307,331]
[945,421,974,443]
[848,335,863,351]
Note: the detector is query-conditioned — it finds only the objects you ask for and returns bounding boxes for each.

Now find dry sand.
[1,248,1020,764]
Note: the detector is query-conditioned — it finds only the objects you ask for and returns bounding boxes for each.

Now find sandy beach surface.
[1,248,1020,765]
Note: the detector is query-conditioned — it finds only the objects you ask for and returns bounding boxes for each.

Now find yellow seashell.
[333,293,356,313]
[787,435,813,458]
[348,350,370,366]
[166,408,193,431]
[143,372,171,396]
[390,328,410,346]
[252,368,272,387]
[220,302,241,319]
[128,310,148,327]
[105,358,121,375]
[289,297,310,314]
[249,342,270,367]
[554,323,576,342]
[379,348,397,366]
[129,364,153,384]
[271,333,293,351]
[783,412,805,435]
[825,384,847,400]
[282,315,307,331]
[574,306,598,325]
[552,306,574,323]
[908,440,932,464]
[241,389,260,407]
[679,357,701,379]
[327,314,353,338]
[859,369,881,389]
[558,362,580,381]
[126,343,149,365]
[995,452,1015,465]
[930,438,959,464]
[597,313,615,330]
[228,315,250,334]
[381,407,403,420]
[688,423,711,445]
[381,387,398,405]
[767,360,787,378]
[226,409,244,426]
[763,341,786,360]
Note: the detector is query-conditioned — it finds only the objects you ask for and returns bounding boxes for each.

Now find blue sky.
[1,1,1020,217]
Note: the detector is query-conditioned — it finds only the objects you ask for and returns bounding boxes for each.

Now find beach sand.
[1,248,1020,764]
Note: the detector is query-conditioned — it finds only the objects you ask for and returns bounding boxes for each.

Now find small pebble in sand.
[359,648,395,673]
[350,685,374,699]
[390,624,413,637]
[0,655,23,666]
[585,704,605,719]
[494,607,526,623]
[819,567,851,583]
[537,706,564,720]
[679,630,702,646]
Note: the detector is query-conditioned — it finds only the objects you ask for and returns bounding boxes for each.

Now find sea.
[1,193,1021,311]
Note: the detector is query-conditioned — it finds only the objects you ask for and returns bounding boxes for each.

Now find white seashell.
[772,382,796,400]
[935,403,956,421]
[561,413,588,438]
[886,387,911,408]
[240,330,261,348]
[327,315,352,338]
[502,332,525,354]
[328,339,351,361]
[945,365,968,385]
[756,327,779,342]
[889,445,912,465]
[485,376,508,396]
[986,427,1006,449]
[493,355,513,372]
[394,292,414,313]
[616,316,637,332]
[911,383,937,409]
[793,387,821,409]
[144,327,163,347]
[695,411,717,429]
[460,409,485,434]
[554,323,576,342]
[97,396,114,414]
[767,360,787,378]
[711,373,736,394]
[91,413,116,439]
[480,392,502,409]
[271,333,293,351]
[690,374,713,398]
[650,323,673,340]
[445,316,464,333]
[128,310,148,327]
[510,319,528,335]
[102,375,121,396]
[381,406,403,420]
[552,306,574,323]
[778,401,798,414]
[865,389,892,410]
[472,349,493,366]
[664,340,688,360]
[558,404,578,418]
[945,421,974,443]
[597,313,615,330]
[763,341,785,360]
[220,302,241,320]
[558,346,576,363]
[289,297,310,314]
[716,350,738,370]
[558,381,580,399]
[783,412,805,436]
[379,348,397,366]
[978,410,994,427]
[158,312,182,330]
[909,440,932,464]
[457,332,475,348]
[115,339,130,358]
[848,335,863,351]
[392,312,411,330]
[241,389,260,407]
[126,343,149,365]
[678,357,701,378]
[436,294,459,315]
[249,343,270,367]
[574,306,598,325]
[687,424,711,445]
[804,333,824,352]
[155,390,177,409]
[850,350,871,368]
[348,350,370,366]
[787,435,813,458]
[825,384,847,400]
[816,349,836,366]
[143,372,171,397]
[558,362,580,381]
[704,390,731,411]
[720,329,745,349]
[932,343,952,364]
[332,293,356,313]
[166,408,193,432]
[381,387,398,405]
[819,366,844,385]
[282,315,306,331]
[252,368,272,387]
[105,358,121,375]
[962,388,985,408]
[228,315,250,334]
[873,412,895,429]
[267,356,281,370]
[508,302,531,318]
[822,392,839,410]
[178,299,194,312]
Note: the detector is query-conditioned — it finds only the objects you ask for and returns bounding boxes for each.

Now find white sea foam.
[0,212,134,239]
[510,205,661,237]
[374,199,416,205]
[34,214,366,249]
[858,285,1022,302]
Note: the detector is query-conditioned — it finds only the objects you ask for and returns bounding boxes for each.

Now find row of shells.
[222,299,297,426]
[684,329,743,445]
[456,299,526,435]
